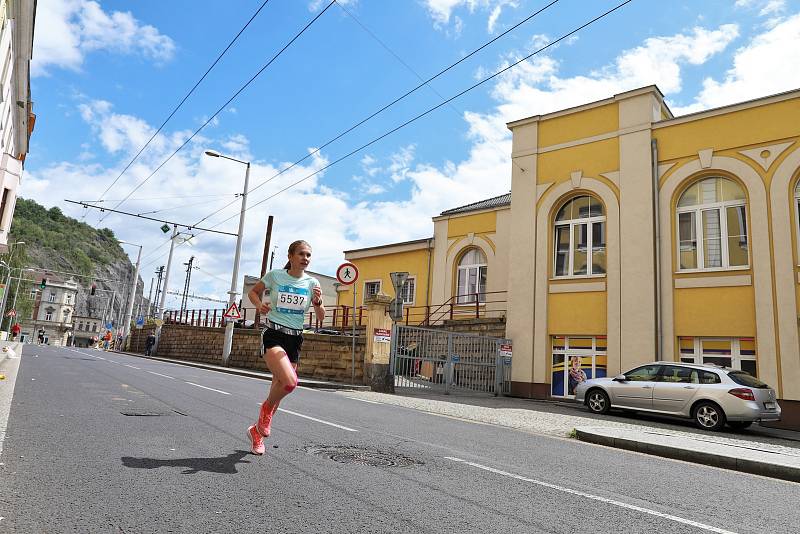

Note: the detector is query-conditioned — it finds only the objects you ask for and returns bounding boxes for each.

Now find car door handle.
[641,385,653,389]
[683,386,696,389]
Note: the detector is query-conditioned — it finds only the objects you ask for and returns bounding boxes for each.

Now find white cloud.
[673,14,800,114]
[735,0,787,16]
[32,0,175,76]
[309,0,356,11]
[423,0,518,31]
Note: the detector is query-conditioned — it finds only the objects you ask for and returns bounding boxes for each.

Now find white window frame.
[456,250,487,305]
[551,336,607,398]
[398,276,416,306]
[678,337,757,375]
[44,311,53,321]
[363,280,381,299]
[48,291,57,303]
[676,181,750,273]
[552,197,606,279]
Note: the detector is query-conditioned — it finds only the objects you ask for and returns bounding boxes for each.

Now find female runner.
[246,240,324,454]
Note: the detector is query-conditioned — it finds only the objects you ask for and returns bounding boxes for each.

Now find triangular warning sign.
[223,302,241,320]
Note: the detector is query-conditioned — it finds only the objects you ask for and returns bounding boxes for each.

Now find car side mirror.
[613,374,627,382]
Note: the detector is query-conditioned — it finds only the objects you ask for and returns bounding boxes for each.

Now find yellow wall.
[447,212,496,239]
[673,286,756,337]
[548,291,607,335]
[537,138,620,184]
[655,98,800,164]
[538,103,619,148]
[338,248,432,308]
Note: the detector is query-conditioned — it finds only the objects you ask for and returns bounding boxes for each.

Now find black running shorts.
[262,327,303,363]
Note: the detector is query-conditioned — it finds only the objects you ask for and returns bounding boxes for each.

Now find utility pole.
[120,241,142,349]
[255,216,273,326]
[146,277,154,317]
[153,266,164,316]
[269,245,278,270]
[180,256,195,315]
[158,225,178,316]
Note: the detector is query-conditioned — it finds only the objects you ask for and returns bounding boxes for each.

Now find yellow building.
[340,85,800,427]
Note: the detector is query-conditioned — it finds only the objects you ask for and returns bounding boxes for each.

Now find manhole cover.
[305,445,421,468]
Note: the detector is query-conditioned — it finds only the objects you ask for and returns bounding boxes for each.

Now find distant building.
[72,314,102,347]
[19,272,77,345]
[0,0,36,253]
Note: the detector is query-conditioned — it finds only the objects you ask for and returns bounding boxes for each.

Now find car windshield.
[727,371,769,389]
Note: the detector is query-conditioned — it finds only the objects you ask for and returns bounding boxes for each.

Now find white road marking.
[444,457,738,534]
[345,396,382,405]
[277,408,358,432]
[185,382,230,395]
[123,364,141,370]
[147,371,175,380]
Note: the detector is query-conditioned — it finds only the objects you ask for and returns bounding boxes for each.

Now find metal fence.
[390,324,512,396]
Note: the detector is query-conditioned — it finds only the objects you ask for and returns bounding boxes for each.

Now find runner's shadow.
[121,450,251,474]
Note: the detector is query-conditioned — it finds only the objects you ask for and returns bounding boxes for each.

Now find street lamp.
[204,148,250,366]
[118,240,142,350]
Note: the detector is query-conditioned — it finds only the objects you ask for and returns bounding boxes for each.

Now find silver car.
[574,362,781,431]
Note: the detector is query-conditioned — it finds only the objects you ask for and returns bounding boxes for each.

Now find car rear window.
[728,371,769,388]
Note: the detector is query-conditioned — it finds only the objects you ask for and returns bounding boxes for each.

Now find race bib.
[276,285,308,314]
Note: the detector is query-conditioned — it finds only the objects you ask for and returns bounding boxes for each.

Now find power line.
[90,0,274,211]
[98,0,337,224]
[134,196,239,216]
[80,194,237,203]
[336,1,525,173]
[188,0,560,229]
[201,0,634,233]
[66,200,238,236]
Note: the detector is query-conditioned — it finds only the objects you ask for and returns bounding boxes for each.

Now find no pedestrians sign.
[336,262,358,285]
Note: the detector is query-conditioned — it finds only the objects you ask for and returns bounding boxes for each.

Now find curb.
[115,350,369,391]
[575,427,800,483]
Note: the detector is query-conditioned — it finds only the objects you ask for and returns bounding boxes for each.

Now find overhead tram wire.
[89,0,274,215]
[66,200,238,236]
[336,1,525,174]
[134,196,240,216]
[188,0,562,229]
[80,194,238,203]
[200,0,634,234]
[98,0,338,224]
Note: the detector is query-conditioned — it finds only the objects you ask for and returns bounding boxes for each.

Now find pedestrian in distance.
[145,332,156,356]
[10,322,20,341]
[245,240,325,455]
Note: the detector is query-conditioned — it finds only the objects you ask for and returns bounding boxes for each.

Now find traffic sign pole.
[336,262,359,384]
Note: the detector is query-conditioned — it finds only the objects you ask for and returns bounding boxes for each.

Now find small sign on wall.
[374,328,391,343]
[499,343,512,362]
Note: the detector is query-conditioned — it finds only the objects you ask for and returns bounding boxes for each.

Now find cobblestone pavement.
[335,388,800,456]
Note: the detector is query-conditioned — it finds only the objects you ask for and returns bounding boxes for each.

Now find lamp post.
[205,149,250,366]
[118,240,142,350]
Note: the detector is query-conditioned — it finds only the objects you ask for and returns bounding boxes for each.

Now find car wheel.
[727,421,753,430]
[693,401,726,431]
[586,389,610,415]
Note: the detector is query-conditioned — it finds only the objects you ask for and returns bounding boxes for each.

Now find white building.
[20,274,78,345]
[0,0,35,253]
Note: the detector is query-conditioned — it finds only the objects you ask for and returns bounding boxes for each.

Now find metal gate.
[390,324,512,396]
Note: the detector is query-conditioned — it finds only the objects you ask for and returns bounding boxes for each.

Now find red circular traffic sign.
[336,262,359,285]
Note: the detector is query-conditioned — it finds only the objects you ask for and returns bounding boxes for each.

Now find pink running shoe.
[247,425,265,455]
[257,400,275,437]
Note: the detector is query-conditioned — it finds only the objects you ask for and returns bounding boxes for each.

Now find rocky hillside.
[7,198,145,323]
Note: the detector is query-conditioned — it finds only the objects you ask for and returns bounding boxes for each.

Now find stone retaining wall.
[129,324,365,384]
[438,317,507,339]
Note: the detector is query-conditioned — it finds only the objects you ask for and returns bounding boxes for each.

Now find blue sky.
[25,0,800,310]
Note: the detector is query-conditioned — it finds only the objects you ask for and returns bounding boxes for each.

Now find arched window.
[676,177,748,270]
[553,195,606,277]
[456,248,487,304]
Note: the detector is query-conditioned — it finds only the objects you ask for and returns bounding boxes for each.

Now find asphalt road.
[1,345,798,534]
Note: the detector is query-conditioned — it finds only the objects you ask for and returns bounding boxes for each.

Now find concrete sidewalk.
[336,389,800,483]
[115,350,369,391]
[576,426,800,482]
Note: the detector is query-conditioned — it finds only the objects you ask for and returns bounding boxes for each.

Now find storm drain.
[304,445,421,468]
